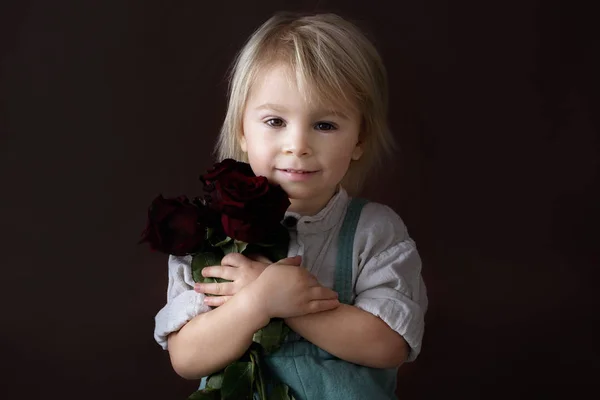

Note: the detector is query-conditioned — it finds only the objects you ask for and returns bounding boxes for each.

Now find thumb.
[275,255,302,266]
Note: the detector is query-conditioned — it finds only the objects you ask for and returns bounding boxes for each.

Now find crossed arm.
[167,253,408,379]
[284,304,408,368]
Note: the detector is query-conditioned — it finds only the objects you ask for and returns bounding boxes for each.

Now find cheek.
[246,137,271,159]
[329,141,358,162]
[245,139,274,175]
[327,145,357,176]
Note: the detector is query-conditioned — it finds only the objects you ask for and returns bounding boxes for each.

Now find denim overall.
[199,198,398,399]
[262,198,399,399]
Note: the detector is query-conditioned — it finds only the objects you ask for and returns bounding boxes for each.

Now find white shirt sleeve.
[352,203,428,362]
[153,255,211,350]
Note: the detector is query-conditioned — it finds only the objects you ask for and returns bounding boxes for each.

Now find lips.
[278,168,317,174]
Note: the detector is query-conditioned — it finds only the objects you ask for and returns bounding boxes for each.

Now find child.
[154,12,427,399]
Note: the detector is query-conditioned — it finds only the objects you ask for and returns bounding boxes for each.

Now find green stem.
[252,349,267,400]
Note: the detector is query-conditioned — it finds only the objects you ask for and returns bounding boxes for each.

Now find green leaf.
[235,240,248,254]
[220,241,235,255]
[248,348,267,399]
[187,388,220,400]
[212,236,232,247]
[252,319,290,354]
[206,372,224,389]
[221,361,254,400]
[191,252,222,283]
[221,240,249,255]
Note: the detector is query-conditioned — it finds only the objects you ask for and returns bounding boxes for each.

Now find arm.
[284,304,408,369]
[193,243,424,368]
[167,290,269,379]
[154,255,212,350]
[285,204,427,368]
[154,255,268,379]
[168,256,340,379]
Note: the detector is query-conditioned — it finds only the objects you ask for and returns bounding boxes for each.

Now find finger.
[246,253,272,264]
[274,255,302,266]
[204,295,232,307]
[221,252,249,268]
[302,273,320,286]
[307,298,341,314]
[201,266,237,280]
[194,281,236,296]
[308,286,339,300]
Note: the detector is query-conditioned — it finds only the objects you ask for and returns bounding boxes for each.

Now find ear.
[351,140,363,161]
[239,133,248,152]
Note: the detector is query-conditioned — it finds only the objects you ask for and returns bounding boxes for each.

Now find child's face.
[241,63,363,215]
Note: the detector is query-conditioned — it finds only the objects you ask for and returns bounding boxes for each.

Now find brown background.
[1,0,598,399]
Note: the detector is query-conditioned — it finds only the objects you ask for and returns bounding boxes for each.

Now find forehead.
[247,62,358,116]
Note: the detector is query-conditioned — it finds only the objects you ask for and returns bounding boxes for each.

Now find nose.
[282,125,312,157]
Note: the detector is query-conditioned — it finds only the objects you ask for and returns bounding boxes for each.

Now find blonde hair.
[215,12,394,195]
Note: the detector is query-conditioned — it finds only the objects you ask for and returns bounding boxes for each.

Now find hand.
[194,252,272,307]
[244,255,340,319]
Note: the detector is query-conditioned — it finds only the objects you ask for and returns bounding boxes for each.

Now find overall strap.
[334,197,368,305]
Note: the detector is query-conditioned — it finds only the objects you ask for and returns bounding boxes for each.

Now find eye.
[315,122,336,131]
[265,118,285,128]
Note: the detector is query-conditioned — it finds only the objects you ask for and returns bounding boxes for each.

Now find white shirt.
[154,188,428,361]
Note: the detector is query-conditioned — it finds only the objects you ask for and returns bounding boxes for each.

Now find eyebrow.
[255,103,350,120]
[255,103,288,113]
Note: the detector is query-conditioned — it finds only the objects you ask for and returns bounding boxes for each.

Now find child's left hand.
[194,253,271,307]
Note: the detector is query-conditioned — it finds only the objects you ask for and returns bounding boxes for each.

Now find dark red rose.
[200,159,254,185]
[139,195,214,256]
[200,160,290,243]
[218,184,290,243]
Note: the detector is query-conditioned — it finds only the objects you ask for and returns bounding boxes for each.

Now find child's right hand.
[244,255,340,319]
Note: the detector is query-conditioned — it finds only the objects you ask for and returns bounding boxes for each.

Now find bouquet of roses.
[140,159,296,400]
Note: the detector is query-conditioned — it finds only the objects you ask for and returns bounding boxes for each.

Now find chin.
[285,192,312,202]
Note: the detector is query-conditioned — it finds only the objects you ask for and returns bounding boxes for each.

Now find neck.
[287,186,338,216]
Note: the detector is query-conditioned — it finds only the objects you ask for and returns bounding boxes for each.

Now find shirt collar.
[282,187,349,233]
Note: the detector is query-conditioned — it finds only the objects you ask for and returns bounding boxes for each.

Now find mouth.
[277,168,318,174]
